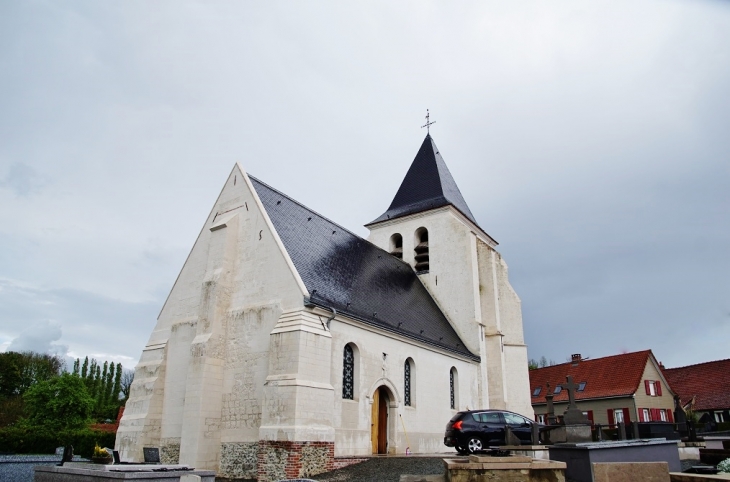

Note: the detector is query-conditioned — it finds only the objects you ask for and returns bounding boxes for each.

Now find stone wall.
[219,442,259,479]
[257,441,334,482]
[159,437,180,464]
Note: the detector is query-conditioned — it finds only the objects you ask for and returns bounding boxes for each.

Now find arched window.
[450,367,459,409]
[404,358,415,406]
[414,227,429,272]
[389,233,403,259]
[343,345,355,400]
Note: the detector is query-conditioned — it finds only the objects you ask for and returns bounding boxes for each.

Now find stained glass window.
[450,369,455,409]
[404,361,411,406]
[343,345,354,399]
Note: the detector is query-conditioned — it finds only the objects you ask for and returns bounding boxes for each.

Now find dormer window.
[389,233,403,259]
[414,227,429,272]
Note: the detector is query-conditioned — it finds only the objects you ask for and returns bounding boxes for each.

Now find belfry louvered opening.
[414,227,429,272]
[389,233,403,259]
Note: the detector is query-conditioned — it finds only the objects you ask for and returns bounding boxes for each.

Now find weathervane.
[421,109,435,134]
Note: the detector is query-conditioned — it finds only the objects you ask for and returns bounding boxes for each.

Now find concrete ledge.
[501,445,551,460]
[592,462,669,482]
[670,474,730,481]
[34,466,215,481]
[443,456,566,482]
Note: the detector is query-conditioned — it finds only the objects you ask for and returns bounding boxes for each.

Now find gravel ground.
[681,458,715,472]
[219,456,449,482]
[306,456,447,482]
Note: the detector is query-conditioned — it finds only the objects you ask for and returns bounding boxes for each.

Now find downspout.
[304,296,337,331]
[325,307,337,330]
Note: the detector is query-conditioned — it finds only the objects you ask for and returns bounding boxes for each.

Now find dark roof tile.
[368,135,481,228]
[250,175,479,361]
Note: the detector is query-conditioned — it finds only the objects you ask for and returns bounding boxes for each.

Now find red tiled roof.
[529,350,653,404]
[662,359,730,411]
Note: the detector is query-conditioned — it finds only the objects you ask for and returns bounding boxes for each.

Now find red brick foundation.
[257,440,335,482]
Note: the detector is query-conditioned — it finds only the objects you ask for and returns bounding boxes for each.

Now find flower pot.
[92,456,112,465]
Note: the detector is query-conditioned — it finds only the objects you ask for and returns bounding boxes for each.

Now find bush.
[23,373,95,430]
[0,426,115,458]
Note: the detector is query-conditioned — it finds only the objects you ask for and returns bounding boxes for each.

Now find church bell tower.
[365,134,532,416]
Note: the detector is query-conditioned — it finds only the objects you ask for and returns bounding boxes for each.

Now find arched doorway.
[371,386,391,454]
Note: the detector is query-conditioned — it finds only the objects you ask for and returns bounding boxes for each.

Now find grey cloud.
[0,279,157,368]
[0,163,43,196]
[7,319,67,356]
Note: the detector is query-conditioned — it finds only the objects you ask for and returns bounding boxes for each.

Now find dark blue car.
[444,409,540,454]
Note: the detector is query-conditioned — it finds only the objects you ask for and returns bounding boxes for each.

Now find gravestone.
[143,447,160,464]
[545,382,558,425]
[562,376,590,426]
[547,376,592,444]
[57,446,73,466]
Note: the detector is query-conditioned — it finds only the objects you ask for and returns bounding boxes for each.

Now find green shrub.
[23,373,95,430]
[717,422,730,432]
[0,426,115,457]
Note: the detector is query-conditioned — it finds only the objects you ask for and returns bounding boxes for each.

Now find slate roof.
[367,134,481,229]
[529,350,654,404]
[249,175,479,361]
[663,359,730,411]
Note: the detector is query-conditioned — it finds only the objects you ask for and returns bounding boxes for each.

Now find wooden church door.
[371,386,389,454]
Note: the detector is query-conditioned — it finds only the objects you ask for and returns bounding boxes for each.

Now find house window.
[642,409,650,421]
[414,227,429,272]
[342,344,355,399]
[390,233,403,259]
[554,385,562,394]
[659,409,667,422]
[715,412,726,423]
[645,380,662,396]
[537,414,546,424]
[450,367,458,409]
[404,358,415,406]
[532,387,542,397]
[578,382,587,391]
[614,409,624,424]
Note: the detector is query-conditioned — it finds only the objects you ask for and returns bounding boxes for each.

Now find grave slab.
[548,439,681,482]
[592,462,670,482]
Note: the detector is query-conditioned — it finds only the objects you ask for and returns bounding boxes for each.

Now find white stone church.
[117,134,532,481]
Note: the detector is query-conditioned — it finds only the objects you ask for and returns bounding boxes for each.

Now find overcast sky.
[1,1,728,372]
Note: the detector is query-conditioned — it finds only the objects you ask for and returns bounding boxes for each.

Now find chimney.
[571,354,581,366]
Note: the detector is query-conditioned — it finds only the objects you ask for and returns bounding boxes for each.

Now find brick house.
[662,358,730,428]
[529,350,676,427]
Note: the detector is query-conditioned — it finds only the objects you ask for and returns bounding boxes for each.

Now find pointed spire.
[367,135,479,227]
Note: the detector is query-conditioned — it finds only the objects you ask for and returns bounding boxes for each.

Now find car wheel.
[466,436,484,454]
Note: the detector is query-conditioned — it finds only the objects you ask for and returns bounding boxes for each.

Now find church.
[116,133,532,481]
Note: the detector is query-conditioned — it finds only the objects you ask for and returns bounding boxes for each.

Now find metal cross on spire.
[421,109,435,134]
